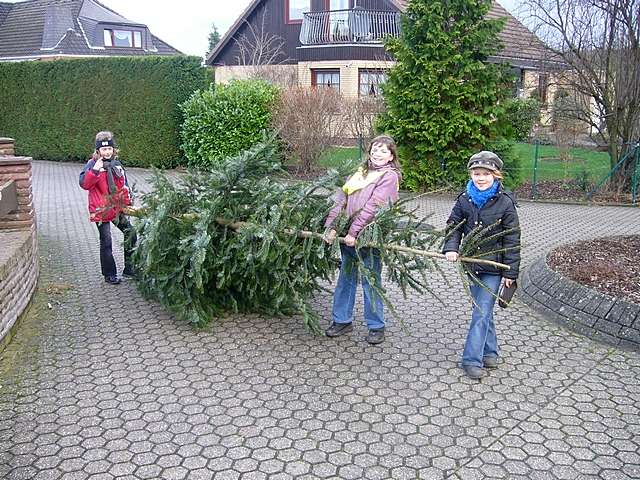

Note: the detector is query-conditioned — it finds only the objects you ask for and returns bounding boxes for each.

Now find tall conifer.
[379,0,511,190]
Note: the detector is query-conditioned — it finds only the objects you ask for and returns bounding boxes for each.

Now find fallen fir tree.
[126,134,515,332]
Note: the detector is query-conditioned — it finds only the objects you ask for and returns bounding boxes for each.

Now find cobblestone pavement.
[1,160,639,480]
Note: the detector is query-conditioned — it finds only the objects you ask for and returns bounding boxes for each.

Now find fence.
[504,140,640,205]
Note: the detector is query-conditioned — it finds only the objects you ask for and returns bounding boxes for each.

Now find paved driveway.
[0,161,639,480]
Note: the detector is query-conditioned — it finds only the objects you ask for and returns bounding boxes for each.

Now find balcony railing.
[299,9,401,45]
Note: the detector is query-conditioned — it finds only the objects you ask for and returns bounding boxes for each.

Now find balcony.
[299,9,401,46]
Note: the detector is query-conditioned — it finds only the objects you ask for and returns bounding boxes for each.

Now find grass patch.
[513,143,611,183]
[318,146,362,170]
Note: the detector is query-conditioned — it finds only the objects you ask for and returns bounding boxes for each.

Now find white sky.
[3,0,521,57]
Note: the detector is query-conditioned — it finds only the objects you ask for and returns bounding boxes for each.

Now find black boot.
[325,322,353,337]
[366,329,385,345]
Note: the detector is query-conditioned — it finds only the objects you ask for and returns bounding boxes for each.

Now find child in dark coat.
[443,151,521,379]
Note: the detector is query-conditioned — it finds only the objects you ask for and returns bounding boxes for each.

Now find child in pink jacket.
[323,135,401,345]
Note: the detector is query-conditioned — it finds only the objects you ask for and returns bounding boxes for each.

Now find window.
[510,68,525,98]
[359,69,387,96]
[312,69,340,90]
[538,73,549,104]
[286,0,310,24]
[103,28,142,48]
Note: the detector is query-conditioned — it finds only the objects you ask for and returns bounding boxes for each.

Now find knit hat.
[95,138,114,149]
[467,151,503,172]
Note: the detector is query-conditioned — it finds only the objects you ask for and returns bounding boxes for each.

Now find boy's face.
[98,146,114,159]
[470,168,496,191]
[370,142,393,167]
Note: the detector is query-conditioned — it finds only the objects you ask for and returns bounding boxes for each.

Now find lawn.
[319,143,612,186]
[511,143,611,184]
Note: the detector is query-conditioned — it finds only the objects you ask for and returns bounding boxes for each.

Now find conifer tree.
[379,0,512,190]
[129,134,514,333]
[207,23,221,55]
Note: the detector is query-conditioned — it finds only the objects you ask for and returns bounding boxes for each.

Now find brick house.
[207,0,557,103]
[0,0,180,61]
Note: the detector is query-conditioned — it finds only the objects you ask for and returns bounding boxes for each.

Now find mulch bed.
[515,180,589,201]
[548,236,640,305]
[515,180,636,204]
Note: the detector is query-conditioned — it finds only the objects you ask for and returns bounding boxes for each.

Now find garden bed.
[514,180,637,204]
[547,235,640,305]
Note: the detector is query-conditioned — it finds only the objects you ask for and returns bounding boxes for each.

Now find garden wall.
[521,255,640,351]
[0,138,38,353]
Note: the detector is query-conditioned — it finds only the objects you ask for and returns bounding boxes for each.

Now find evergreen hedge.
[180,79,280,169]
[0,56,211,168]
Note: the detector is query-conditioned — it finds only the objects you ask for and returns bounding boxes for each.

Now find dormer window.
[104,28,142,48]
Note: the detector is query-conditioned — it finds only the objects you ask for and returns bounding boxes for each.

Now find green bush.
[180,79,280,168]
[504,97,541,141]
[0,56,210,168]
[378,0,512,191]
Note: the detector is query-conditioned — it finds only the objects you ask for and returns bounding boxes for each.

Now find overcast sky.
[4,0,522,57]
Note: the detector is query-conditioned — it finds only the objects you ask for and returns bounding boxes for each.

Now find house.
[0,0,181,61]
[207,1,557,103]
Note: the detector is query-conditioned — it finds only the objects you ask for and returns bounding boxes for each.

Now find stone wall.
[0,138,39,353]
[521,256,640,351]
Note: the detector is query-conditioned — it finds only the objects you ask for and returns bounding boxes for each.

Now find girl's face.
[369,142,394,167]
[98,146,114,159]
[470,168,496,191]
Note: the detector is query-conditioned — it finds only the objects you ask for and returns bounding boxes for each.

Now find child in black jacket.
[443,151,521,380]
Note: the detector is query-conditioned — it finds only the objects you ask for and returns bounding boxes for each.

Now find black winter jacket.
[442,188,521,279]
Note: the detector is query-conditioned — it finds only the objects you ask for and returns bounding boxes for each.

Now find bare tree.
[272,86,347,173]
[522,0,640,184]
[343,95,386,145]
[234,11,297,87]
[343,64,388,144]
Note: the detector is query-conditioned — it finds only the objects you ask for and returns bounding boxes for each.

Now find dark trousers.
[96,215,137,278]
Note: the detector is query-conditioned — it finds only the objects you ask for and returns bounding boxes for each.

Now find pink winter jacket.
[324,166,400,238]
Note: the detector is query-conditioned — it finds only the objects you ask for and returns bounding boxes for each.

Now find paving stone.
[0,162,639,479]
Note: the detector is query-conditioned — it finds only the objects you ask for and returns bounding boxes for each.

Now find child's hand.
[344,234,356,247]
[93,158,104,171]
[324,229,337,244]
[445,251,458,262]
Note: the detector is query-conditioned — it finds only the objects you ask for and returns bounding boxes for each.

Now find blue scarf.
[466,180,500,209]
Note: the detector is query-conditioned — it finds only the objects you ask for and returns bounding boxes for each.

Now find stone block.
[619,327,640,345]
[606,301,639,328]
[594,318,622,336]
[593,298,615,318]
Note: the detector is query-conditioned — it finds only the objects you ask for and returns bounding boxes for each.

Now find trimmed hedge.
[0,56,211,168]
[181,79,280,169]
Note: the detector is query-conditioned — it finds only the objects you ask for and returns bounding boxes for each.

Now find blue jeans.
[462,273,502,367]
[332,245,385,330]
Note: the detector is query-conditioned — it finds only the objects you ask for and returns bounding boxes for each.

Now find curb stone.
[521,255,640,352]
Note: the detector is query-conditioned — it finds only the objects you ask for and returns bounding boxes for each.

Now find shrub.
[181,79,280,168]
[0,56,210,168]
[271,86,346,172]
[504,97,541,141]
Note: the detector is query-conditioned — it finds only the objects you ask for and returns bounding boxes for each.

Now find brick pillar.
[0,137,15,156]
[0,138,39,353]
[0,150,36,231]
